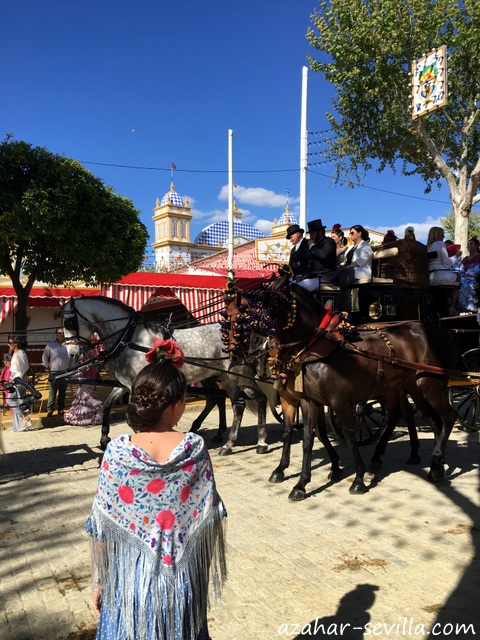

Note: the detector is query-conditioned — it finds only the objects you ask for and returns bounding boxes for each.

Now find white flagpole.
[227,129,234,281]
[299,66,308,232]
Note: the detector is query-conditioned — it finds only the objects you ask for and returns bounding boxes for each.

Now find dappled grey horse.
[60,295,273,453]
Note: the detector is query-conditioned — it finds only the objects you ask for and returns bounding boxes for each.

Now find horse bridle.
[62,297,142,362]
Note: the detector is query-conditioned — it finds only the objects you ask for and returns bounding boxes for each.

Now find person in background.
[1,354,12,412]
[286,223,310,278]
[8,335,31,432]
[427,226,462,315]
[458,236,480,312]
[445,239,462,258]
[331,223,348,264]
[42,328,72,417]
[64,334,104,426]
[382,230,398,244]
[86,339,227,640]
[404,226,416,241]
[334,225,373,287]
[296,218,337,291]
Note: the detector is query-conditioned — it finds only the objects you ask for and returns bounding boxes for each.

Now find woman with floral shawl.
[86,339,227,640]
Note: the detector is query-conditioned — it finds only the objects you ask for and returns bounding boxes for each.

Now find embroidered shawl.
[86,432,227,640]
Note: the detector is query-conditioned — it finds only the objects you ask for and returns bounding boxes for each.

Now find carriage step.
[430,281,460,287]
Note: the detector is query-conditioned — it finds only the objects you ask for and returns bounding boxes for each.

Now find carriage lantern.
[368,296,396,320]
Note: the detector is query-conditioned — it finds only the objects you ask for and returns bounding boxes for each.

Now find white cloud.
[190,207,227,223]
[218,184,299,208]
[254,218,275,234]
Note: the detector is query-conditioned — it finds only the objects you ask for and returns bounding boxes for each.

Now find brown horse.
[249,279,458,499]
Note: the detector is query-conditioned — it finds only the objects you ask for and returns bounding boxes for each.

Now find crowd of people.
[286,219,375,291]
[2,328,104,432]
[286,220,480,315]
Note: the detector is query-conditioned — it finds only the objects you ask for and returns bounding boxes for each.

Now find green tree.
[307,0,480,251]
[0,138,149,332]
[441,209,480,241]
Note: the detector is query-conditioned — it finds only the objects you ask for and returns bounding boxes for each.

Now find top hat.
[307,219,326,233]
[286,224,304,239]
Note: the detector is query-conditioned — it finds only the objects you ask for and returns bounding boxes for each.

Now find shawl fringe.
[89,501,227,640]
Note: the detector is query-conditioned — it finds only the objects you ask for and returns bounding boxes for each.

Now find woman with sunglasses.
[8,335,31,432]
[334,225,373,287]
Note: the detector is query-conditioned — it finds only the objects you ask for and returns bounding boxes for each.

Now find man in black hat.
[297,218,336,291]
[286,224,310,278]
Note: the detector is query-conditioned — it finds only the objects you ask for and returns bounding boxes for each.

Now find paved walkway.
[0,405,479,640]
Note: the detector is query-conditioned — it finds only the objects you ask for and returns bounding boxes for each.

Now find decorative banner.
[255,238,291,264]
[411,45,447,119]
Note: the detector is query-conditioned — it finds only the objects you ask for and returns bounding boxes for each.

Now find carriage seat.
[318,283,341,292]
[373,239,429,288]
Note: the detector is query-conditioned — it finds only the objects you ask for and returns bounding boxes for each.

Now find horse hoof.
[349,482,368,494]
[369,460,382,472]
[212,434,224,443]
[328,467,343,482]
[256,445,268,454]
[406,455,421,465]
[218,447,232,456]
[100,438,110,451]
[269,471,284,484]
[427,468,444,483]
[288,488,306,501]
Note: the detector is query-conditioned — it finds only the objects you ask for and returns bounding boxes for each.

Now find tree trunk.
[453,202,470,255]
[14,288,30,335]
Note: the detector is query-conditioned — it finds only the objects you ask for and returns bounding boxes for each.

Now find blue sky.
[1,0,462,251]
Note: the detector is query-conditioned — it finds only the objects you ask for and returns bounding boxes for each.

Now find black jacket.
[288,237,310,277]
[304,235,337,278]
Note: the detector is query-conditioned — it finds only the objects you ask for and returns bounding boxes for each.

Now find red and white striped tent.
[0,271,268,328]
[101,272,266,324]
[0,282,101,325]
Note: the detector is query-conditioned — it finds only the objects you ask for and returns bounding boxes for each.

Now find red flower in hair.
[145,338,184,368]
[331,223,342,232]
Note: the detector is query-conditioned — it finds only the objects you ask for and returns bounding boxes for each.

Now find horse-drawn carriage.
[55,243,479,500]
[300,238,480,441]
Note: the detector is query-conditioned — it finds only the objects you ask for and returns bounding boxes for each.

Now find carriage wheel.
[328,398,388,446]
[449,348,480,431]
[271,393,302,428]
[271,405,284,424]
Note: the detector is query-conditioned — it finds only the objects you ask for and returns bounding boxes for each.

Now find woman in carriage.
[458,236,480,312]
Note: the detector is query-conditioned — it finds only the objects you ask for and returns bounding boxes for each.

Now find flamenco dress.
[458,254,480,312]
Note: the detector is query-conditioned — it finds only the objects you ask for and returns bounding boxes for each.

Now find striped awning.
[0,297,17,325]
[101,284,168,312]
[100,283,225,324]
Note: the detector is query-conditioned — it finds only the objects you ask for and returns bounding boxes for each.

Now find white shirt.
[10,350,29,379]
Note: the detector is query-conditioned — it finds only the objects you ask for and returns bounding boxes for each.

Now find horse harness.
[58,297,254,385]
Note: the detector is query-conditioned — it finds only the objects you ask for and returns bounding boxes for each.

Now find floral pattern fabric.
[86,431,227,640]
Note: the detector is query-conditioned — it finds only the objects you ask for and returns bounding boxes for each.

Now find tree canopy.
[0,138,149,331]
[307,0,480,249]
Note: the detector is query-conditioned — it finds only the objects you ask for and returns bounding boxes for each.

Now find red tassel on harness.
[319,305,333,330]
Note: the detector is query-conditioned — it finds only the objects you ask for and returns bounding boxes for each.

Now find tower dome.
[161,182,184,207]
[277,205,298,227]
